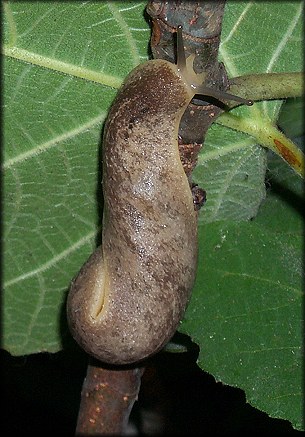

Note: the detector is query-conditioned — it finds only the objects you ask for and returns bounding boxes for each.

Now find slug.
[67,26,252,365]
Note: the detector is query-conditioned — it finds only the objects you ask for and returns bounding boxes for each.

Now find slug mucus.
[67,26,252,365]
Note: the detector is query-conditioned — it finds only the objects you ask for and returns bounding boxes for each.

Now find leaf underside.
[3,1,303,430]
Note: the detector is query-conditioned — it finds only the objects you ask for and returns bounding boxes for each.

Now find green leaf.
[194,127,267,223]
[257,137,304,235]
[3,1,149,354]
[180,219,303,430]
[180,137,304,430]
[180,2,303,429]
[211,1,304,178]
[2,1,303,429]
[194,1,303,223]
[277,97,304,138]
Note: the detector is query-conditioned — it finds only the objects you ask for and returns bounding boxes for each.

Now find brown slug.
[67,26,252,365]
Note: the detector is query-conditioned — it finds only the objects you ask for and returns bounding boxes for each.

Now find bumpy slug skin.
[67,60,198,365]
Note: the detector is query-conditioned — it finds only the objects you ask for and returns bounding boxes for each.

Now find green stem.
[217,113,304,178]
[216,71,304,177]
[227,72,304,108]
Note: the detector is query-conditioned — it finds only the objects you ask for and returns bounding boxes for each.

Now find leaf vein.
[107,2,141,66]
[4,231,96,288]
[2,46,123,89]
[3,112,106,169]
[266,2,303,72]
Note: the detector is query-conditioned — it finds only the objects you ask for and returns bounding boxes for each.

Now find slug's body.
[67,28,252,365]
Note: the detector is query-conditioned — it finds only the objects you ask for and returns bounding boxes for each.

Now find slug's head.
[175,25,253,107]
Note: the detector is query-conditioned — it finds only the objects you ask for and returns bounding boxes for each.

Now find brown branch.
[75,359,145,436]
[147,0,228,173]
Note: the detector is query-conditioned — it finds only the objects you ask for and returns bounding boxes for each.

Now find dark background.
[1,343,301,435]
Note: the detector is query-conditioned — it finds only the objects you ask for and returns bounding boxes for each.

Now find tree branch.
[75,359,144,436]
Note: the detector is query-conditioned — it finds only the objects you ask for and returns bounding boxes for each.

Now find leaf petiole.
[217,112,304,178]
